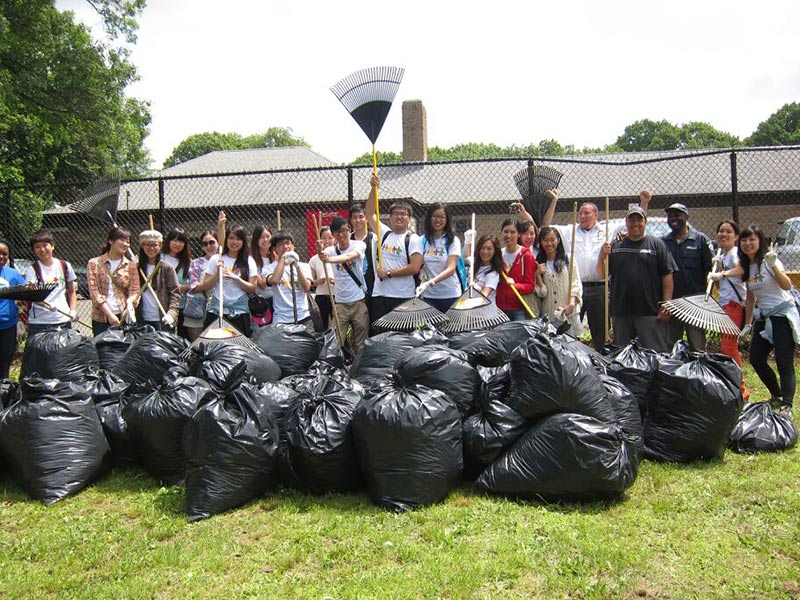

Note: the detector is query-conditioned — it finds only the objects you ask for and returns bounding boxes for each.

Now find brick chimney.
[402,100,427,162]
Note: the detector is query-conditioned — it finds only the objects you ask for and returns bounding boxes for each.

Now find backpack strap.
[336,245,366,291]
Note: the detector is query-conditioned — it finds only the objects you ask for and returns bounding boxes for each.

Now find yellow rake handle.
[500,271,536,319]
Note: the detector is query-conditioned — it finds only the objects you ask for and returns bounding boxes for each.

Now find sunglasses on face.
[201,240,216,247]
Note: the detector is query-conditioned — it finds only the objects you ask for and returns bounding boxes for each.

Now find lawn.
[1,364,799,599]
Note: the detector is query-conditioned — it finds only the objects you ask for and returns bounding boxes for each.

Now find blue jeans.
[503,309,529,322]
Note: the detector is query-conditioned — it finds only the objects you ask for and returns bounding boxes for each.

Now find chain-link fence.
[3,147,800,334]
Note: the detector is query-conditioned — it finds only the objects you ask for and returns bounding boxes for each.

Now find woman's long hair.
[224,224,250,279]
[101,226,132,255]
[536,226,568,273]
[473,234,503,274]
[423,202,455,249]
[250,225,273,270]
[165,228,191,276]
[738,225,767,283]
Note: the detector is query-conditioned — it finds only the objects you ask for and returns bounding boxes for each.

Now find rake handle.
[372,145,383,269]
[705,248,723,301]
[500,271,535,319]
[604,197,610,343]
[312,212,346,348]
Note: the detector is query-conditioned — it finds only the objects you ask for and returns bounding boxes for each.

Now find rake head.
[372,297,448,333]
[441,287,510,333]
[330,66,405,144]
[0,283,58,302]
[179,318,264,361]
[661,294,741,336]
[513,165,564,224]
[67,176,120,225]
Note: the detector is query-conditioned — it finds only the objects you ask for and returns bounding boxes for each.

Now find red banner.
[305,208,349,258]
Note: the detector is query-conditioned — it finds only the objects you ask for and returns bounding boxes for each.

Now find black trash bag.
[508,333,614,423]
[666,339,693,362]
[123,376,217,485]
[462,364,528,480]
[184,363,281,521]
[0,377,111,504]
[0,379,19,407]
[645,353,744,462]
[83,370,135,466]
[111,331,188,386]
[318,328,354,368]
[251,324,322,376]
[392,344,481,417]
[352,381,463,511]
[449,318,557,367]
[477,413,639,501]
[603,339,660,415]
[280,361,343,392]
[284,373,366,493]
[350,332,428,387]
[255,381,300,484]
[188,342,250,387]
[244,352,282,384]
[21,328,99,382]
[728,402,798,453]
[600,374,644,463]
[93,324,156,371]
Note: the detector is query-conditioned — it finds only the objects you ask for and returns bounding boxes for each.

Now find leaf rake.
[372,297,449,333]
[513,164,564,225]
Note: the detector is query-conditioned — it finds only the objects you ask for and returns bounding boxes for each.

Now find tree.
[0,0,151,184]
[163,127,308,168]
[612,119,739,152]
[745,102,800,147]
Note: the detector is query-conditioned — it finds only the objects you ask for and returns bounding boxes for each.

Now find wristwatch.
[387,270,392,278]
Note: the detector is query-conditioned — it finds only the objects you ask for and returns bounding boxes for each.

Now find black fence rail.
[3,147,800,286]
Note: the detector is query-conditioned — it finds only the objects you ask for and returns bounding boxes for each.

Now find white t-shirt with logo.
[420,235,462,300]
[324,241,366,304]
[255,259,275,299]
[24,260,76,325]
[265,261,312,324]
[372,222,423,299]
[205,254,258,306]
[141,263,160,322]
[475,265,500,302]
[717,246,746,307]
[747,259,794,312]
[106,258,122,315]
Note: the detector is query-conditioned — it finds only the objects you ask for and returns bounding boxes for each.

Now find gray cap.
[665,203,689,215]
[627,206,647,218]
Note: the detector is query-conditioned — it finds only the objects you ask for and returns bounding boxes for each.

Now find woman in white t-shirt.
[184,230,218,341]
[250,225,275,328]
[25,229,77,337]
[739,225,799,416]
[194,224,257,336]
[161,228,191,337]
[266,231,313,327]
[417,203,462,313]
[707,219,749,400]
[308,226,335,329]
[471,234,502,303]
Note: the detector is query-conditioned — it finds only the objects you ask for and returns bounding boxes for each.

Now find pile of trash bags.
[1,318,782,520]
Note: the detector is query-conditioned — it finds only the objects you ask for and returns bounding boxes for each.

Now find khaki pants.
[336,299,369,356]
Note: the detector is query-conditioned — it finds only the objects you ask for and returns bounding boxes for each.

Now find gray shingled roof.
[46,147,800,216]
[159,146,336,176]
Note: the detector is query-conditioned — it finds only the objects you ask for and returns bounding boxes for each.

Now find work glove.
[68,309,79,322]
[707,272,725,283]
[161,313,175,328]
[464,229,476,246]
[416,279,434,297]
[125,298,138,322]
[283,251,299,265]
[553,306,564,320]
[711,253,723,266]
[764,250,778,267]
[739,324,752,339]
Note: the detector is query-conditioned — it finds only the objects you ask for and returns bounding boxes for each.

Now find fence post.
[3,185,10,239]
[730,151,739,224]
[158,178,166,232]
[347,166,354,205]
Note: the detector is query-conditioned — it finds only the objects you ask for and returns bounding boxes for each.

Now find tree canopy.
[745,102,800,147]
[610,119,739,152]
[163,127,309,168]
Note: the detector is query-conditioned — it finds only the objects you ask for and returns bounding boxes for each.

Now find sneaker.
[778,406,793,419]
[769,397,783,411]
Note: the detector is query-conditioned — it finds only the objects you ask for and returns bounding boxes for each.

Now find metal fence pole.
[347,166,354,205]
[158,178,166,232]
[730,151,739,224]
[3,185,10,239]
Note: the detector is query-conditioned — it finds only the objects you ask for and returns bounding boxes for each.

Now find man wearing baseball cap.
[660,202,714,351]
[597,204,676,352]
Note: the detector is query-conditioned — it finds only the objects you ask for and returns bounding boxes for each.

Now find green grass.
[1,366,799,599]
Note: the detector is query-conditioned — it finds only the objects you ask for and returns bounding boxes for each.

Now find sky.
[57,0,800,170]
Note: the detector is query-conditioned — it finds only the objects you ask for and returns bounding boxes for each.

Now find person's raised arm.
[364,173,381,235]
[638,189,652,212]
[540,189,559,228]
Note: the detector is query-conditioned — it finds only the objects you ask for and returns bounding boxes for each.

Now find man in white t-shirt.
[265,231,313,328]
[364,173,423,328]
[320,217,369,355]
[25,229,78,337]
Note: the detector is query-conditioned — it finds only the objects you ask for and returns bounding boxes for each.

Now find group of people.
[0,175,796,416]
